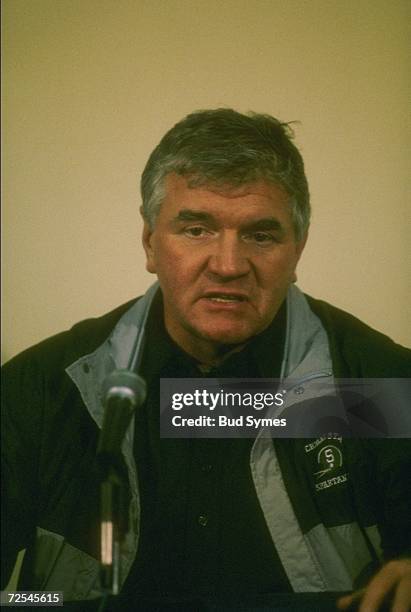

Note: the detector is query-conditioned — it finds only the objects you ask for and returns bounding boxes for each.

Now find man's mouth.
[202,292,248,303]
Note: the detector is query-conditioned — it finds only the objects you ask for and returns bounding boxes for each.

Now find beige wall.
[2,0,410,362]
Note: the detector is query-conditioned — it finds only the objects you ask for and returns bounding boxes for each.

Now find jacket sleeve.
[350,439,411,561]
[1,351,43,588]
[373,439,411,561]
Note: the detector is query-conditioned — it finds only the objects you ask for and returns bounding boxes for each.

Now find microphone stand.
[99,444,129,596]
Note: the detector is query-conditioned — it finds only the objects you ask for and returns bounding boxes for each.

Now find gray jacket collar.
[66,282,159,428]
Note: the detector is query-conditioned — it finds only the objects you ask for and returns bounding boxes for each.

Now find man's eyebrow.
[173,209,214,222]
[242,218,285,233]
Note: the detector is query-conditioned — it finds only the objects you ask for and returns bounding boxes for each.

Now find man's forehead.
[164,172,289,201]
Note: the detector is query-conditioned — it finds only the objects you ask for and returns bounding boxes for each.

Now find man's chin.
[195,324,256,347]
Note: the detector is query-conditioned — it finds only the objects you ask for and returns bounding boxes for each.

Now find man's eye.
[245,232,276,245]
[183,226,209,238]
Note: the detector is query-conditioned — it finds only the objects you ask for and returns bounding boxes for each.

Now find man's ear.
[295,231,308,261]
[142,221,157,274]
[291,232,308,283]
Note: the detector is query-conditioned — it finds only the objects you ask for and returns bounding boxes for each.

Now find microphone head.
[97,370,147,468]
[102,369,147,407]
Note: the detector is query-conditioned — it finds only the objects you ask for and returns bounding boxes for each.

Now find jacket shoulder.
[2,298,139,376]
[305,295,411,377]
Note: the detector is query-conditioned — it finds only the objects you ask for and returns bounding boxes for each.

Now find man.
[2,109,410,611]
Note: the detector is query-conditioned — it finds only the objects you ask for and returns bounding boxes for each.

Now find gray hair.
[141,108,310,240]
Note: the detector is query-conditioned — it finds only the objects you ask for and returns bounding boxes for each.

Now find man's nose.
[206,233,250,279]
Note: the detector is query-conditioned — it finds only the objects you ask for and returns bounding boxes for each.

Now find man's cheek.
[157,266,184,293]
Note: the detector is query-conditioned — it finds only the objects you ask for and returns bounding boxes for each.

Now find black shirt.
[122,292,291,601]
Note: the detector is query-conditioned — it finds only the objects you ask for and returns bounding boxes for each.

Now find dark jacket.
[1,284,410,599]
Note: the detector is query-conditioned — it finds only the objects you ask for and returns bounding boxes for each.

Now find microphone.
[97,369,147,464]
[97,369,146,594]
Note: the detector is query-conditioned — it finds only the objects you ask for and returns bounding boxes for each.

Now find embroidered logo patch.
[303,436,348,492]
[314,445,343,478]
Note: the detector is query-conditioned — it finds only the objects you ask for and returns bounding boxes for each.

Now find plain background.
[2,0,410,363]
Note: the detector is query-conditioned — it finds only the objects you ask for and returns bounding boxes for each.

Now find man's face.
[143,174,306,363]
